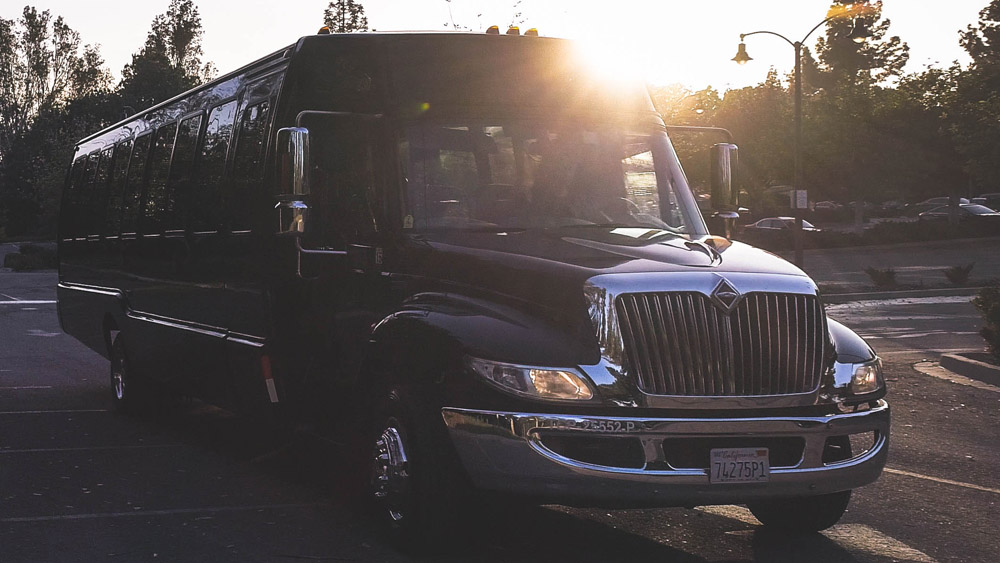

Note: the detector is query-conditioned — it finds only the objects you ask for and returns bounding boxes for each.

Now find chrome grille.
[616,292,826,396]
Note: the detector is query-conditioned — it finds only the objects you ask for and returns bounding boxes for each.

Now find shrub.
[3,244,57,271]
[864,267,897,289]
[973,285,1000,362]
[944,263,975,286]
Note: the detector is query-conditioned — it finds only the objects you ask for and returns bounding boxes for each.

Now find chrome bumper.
[441,400,889,507]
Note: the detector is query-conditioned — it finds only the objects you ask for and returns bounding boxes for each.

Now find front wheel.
[367,395,471,553]
[747,489,852,534]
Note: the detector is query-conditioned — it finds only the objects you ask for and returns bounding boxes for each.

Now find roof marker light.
[486,25,500,35]
[507,26,520,35]
[524,28,539,36]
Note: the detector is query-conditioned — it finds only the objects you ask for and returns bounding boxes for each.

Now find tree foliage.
[0,6,109,163]
[119,0,213,112]
[949,0,1000,191]
[323,0,369,33]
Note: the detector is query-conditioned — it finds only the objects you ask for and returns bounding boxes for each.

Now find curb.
[940,353,1000,387]
[822,287,981,304]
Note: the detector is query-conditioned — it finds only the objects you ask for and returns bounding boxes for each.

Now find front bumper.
[441,400,889,507]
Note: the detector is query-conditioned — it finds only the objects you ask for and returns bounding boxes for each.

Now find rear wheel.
[109,336,152,414]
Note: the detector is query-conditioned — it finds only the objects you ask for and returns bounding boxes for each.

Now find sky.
[2,0,989,91]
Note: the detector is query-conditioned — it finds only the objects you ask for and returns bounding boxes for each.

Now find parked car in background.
[906,197,970,217]
[918,197,970,206]
[744,216,823,233]
[971,192,1000,210]
[918,203,1000,222]
[813,200,842,211]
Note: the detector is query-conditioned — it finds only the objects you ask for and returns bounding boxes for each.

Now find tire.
[747,436,854,534]
[367,392,470,553]
[747,489,852,534]
[109,335,152,415]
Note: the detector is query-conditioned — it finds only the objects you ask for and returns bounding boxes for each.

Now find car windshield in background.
[964,204,999,215]
[401,122,703,235]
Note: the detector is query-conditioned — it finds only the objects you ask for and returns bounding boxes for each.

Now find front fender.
[368,292,598,371]
[828,318,876,363]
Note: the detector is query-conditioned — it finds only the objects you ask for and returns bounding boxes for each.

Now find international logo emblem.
[711,277,741,313]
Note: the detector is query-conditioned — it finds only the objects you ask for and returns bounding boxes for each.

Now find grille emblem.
[711,278,741,312]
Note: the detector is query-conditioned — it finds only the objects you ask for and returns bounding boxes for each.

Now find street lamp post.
[732,7,870,267]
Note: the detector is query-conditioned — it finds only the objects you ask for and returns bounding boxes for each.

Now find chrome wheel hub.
[112,357,126,401]
[372,426,410,522]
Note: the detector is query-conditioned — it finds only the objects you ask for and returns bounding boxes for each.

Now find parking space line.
[1,444,187,454]
[0,300,57,305]
[913,362,1000,394]
[884,467,1000,495]
[0,293,19,300]
[1,502,327,523]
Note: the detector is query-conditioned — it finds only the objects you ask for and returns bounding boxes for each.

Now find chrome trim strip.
[228,333,266,348]
[59,282,267,347]
[57,282,122,298]
[126,311,227,339]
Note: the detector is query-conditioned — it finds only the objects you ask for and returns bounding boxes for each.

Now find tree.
[0,6,109,164]
[323,0,369,33]
[950,1,1000,192]
[118,0,214,112]
[0,6,110,237]
[813,1,909,88]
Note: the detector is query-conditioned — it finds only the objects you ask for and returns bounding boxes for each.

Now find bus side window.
[143,123,178,235]
[122,134,152,237]
[229,100,271,232]
[91,146,114,237]
[80,152,101,237]
[62,157,88,240]
[170,113,204,232]
[192,101,237,233]
[106,139,132,237]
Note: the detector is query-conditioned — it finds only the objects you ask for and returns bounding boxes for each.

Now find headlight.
[850,360,882,394]
[467,357,595,401]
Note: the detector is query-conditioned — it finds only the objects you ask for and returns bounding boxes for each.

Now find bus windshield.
[401,122,706,235]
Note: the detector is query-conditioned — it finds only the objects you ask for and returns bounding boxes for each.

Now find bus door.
[275,111,389,413]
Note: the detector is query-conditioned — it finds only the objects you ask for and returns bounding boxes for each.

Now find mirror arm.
[295,237,347,279]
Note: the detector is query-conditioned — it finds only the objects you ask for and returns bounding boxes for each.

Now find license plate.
[709,448,770,484]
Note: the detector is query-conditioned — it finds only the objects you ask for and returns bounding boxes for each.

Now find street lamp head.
[848,18,872,44]
[732,42,753,64]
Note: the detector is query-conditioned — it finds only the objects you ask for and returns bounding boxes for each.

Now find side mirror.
[710,142,739,211]
[709,143,740,238]
[275,127,310,235]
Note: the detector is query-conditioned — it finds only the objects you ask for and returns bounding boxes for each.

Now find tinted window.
[89,147,114,236]
[62,157,88,239]
[229,100,271,231]
[170,114,203,231]
[106,139,132,236]
[143,123,178,234]
[303,114,379,244]
[122,134,152,236]
[192,101,237,232]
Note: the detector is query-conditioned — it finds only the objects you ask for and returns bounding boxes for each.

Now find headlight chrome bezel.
[834,357,886,404]
[467,356,596,402]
